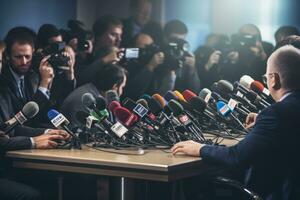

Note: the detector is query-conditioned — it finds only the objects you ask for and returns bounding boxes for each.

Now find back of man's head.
[275,26,299,44]
[92,63,126,92]
[37,24,61,49]
[164,19,188,40]
[93,15,122,39]
[4,26,36,57]
[271,45,300,90]
[275,35,300,50]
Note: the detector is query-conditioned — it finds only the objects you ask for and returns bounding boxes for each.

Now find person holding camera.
[77,15,125,85]
[123,33,165,99]
[156,19,200,94]
[0,26,75,127]
[195,34,238,88]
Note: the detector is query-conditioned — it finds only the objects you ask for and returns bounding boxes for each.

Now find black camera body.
[124,38,190,70]
[33,42,69,74]
[61,20,92,52]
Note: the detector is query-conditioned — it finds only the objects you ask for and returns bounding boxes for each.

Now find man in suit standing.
[171,45,300,200]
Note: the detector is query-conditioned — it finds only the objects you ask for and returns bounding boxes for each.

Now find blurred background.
[0,0,299,51]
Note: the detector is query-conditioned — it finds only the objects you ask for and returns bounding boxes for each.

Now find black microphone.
[167,99,206,142]
[105,90,119,123]
[234,81,270,109]
[0,101,39,134]
[217,80,258,112]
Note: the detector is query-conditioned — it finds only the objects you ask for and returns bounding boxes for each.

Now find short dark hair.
[275,26,299,43]
[275,35,300,50]
[37,24,61,49]
[164,19,188,38]
[93,15,123,38]
[4,26,36,57]
[92,63,127,91]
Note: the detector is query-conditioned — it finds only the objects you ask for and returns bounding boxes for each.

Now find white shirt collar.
[279,92,292,102]
[9,66,24,84]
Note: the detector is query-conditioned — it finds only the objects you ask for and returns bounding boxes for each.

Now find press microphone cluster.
[54,75,273,150]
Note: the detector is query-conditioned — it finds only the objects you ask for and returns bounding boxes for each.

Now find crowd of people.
[1,0,300,199]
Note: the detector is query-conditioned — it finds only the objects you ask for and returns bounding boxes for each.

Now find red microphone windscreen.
[114,107,138,127]
[250,81,265,93]
[152,94,166,107]
[108,101,121,113]
[182,89,197,102]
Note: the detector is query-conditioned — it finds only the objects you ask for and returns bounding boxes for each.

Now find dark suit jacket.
[0,87,45,153]
[60,83,101,127]
[201,90,300,200]
[0,65,76,127]
[0,66,50,115]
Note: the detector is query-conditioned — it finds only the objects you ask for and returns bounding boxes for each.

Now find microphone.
[239,75,254,90]
[136,99,149,109]
[216,101,247,132]
[114,107,138,128]
[47,109,77,137]
[167,100,205,142]
[182,89,197,102]
[82,93,105,121]
[164,91,178,102]
[234,81,270,109]
[105,90,119,123]
[106,90,119,103]
[173,90,187,102]
[108,101,121,113]
[217,80,257,112]
[152,93,167,107]
[1,101,39,134]
[250,81,274,103]
[140,94,151,102]
[198,88,212,104]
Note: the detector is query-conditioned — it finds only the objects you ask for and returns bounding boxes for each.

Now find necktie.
[19,78,26,99]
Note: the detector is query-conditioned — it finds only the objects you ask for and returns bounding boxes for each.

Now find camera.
[123,38,190,70]
[33,41,70,74]
[231,34,257,49]
[61,20,92,52]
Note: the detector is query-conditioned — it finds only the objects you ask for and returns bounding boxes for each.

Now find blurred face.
[49,35,63,44]
[134,1,152,26]
[97,25,122,48]
[10,42,34,75]
[135,33,153,48]
[113,75,127,96]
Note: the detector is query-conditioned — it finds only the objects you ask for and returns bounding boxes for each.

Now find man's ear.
[273,73,281,90]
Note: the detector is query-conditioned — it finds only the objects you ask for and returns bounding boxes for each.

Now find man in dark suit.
[60,63,127,126]
[0,26,75,127]
[171,45,300,200]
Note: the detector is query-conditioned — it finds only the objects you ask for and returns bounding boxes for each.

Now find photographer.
[195,34,232,88]
[36,24,76,106]
[60,20,94,73]
[77,15,124,85]
[157,19,200,94]
[124,33,164,99]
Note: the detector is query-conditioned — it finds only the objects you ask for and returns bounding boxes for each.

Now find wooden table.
[6,135,242,200]
[6,134,241,182]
